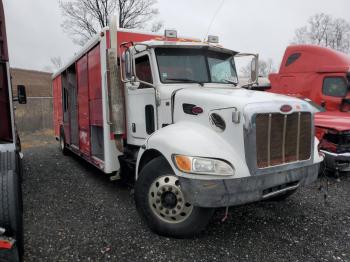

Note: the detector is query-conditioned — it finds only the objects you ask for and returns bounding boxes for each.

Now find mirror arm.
[138,79,156,89]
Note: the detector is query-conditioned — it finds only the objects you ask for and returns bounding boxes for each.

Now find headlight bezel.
[172,154,235,176]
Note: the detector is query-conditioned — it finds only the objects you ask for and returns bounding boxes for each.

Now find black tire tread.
[60,128,69,156]
[0,171,23,256]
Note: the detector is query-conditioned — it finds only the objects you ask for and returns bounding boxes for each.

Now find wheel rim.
[148,175,193,224]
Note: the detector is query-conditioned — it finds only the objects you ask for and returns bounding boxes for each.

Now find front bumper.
[179,163,320,208]
[321,150,350,172]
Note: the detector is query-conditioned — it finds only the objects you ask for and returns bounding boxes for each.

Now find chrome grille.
[256,112,312,168]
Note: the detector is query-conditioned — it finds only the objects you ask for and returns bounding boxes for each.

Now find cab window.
[135,55,153,89]
[322,77,348,97]
[285,53,301,66]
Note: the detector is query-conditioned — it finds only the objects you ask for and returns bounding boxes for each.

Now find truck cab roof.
[132,40,238,56]
[277,45,350,74]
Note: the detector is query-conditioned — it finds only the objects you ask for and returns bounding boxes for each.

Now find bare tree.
[151,21,163,32]
[50,56,63,70]
[240,59,276,78]
[292,13,350,54]
[59,0,160,45]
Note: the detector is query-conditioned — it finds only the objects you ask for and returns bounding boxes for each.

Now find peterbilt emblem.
[280,104,292,113]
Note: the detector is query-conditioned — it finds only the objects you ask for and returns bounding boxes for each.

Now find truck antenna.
[203,0,225,42]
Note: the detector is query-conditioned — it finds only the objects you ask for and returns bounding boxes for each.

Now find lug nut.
[177,205,181,209]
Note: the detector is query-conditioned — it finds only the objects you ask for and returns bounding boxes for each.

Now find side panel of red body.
[88,45,103,127]
[77,55,91,156]
[53,76,63,138]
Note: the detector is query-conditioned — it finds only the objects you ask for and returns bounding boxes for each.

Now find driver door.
[125,53,157,146]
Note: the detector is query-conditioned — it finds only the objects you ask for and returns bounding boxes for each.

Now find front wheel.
[135,157,214,238]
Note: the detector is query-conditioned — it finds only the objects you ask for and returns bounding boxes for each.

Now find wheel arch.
[136,149,169,179]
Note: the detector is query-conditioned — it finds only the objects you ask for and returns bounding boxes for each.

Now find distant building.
[10,68,52,97]
[10,68,53,133]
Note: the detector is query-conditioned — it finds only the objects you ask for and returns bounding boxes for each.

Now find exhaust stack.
[107,16,125,151]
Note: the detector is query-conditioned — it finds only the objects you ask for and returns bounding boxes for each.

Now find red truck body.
[52,29,198,172]
[269,45,350,111]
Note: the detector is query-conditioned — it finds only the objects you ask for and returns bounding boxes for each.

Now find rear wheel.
[59,128,69,156]
[135,157,214,238]
[0,172,23,256]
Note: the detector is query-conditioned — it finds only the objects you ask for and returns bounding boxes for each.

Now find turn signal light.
[174,155,191,172]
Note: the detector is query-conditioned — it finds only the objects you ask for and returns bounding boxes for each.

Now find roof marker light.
[165,29,177,38]
[207,35,219,44]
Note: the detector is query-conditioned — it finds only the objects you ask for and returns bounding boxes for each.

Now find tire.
[135,157,214,238]
[265,188,298,201]
[0,172,23,256]
[0,244,20,262]
[59,128,69,156]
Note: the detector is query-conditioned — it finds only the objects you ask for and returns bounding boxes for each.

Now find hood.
[315,111,350,132]
[175,87,308,111]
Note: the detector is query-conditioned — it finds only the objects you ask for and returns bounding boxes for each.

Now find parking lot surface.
[22,134,350,262]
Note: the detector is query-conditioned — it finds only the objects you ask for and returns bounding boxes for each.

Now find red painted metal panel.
[77,55,91,155]
[106,30,200,54]
[53,76,63,138]
[0,1,8,62]
[88,45,103,126]
[0,63,12,142]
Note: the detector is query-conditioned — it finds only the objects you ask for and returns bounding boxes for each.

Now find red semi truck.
[267,45,350,174]
[269,45,350,111]
[0,1,26,260]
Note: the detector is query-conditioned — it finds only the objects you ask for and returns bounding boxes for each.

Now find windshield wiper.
[223,79,238,86]
[165,78,204,86]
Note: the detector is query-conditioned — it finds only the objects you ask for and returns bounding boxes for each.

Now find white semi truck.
[53,23,323,237]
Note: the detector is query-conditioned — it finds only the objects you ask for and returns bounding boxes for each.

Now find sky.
[3,0,350,73]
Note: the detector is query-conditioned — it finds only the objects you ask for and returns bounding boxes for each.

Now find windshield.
[155,48,238,85]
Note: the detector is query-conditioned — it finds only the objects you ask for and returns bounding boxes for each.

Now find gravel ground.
[21,134,350,262]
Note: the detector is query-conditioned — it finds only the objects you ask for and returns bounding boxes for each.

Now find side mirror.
[250,56,259,84]
[17,85,27,104]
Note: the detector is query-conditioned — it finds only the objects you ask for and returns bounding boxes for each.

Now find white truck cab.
[120,36,323,237]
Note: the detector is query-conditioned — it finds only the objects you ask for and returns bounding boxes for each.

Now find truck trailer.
[52,23,323,237]
[0,0,26,260]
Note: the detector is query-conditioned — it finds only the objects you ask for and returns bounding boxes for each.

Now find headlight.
[173,155,234,176]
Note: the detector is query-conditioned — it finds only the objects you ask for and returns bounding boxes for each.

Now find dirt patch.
[21,129,55,150]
